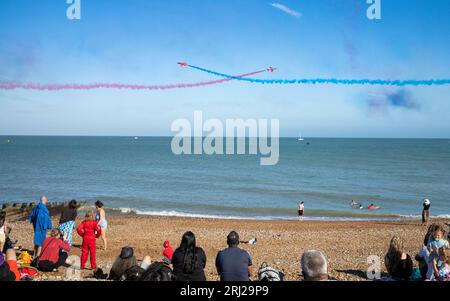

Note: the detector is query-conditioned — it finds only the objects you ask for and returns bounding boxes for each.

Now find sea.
[1,136,449,221]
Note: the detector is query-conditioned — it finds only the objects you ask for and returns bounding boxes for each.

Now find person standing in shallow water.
[298,202,305,221]
[422,199,431,225]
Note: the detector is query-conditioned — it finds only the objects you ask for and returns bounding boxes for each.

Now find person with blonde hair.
[385,236,413,281]
[432,247,450,281]
[77,210,102,270]
[36,228,71,272]
[426,224,450,280]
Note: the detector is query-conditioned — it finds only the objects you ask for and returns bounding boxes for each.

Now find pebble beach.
[9,214,449,281]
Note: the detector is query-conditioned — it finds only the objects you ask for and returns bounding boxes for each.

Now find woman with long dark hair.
[172,231,207,281]
[58,200,78,246]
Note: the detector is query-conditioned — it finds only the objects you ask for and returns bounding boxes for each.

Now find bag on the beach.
[93,268,109,280]
[120,266,145,281]
[30,237,55,268]
[139,262,173,281]
[258,262,285,281]
[19,266,40,280]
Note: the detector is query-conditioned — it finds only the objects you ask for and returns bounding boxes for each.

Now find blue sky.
[0,0,449,137]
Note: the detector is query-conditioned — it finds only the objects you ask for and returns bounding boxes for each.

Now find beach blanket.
[58,221,75,246]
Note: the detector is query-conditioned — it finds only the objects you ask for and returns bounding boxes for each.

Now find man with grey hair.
[301,250,329,281]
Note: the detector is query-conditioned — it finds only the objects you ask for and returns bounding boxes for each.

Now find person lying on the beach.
[0,249,20,281]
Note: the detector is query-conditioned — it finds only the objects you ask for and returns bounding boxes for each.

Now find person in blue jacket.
[29,196,53,257]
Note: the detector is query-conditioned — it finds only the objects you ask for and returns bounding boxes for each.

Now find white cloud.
[270,3,302,19]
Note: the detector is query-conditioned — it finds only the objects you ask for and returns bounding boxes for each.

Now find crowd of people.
[0,196,449,282]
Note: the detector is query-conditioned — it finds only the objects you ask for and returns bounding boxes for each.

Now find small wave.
[397,214,450,219]
[435,214,450,219]
[110,207,417,222]
[116,208,259,220]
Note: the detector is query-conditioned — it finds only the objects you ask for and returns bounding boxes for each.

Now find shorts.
[7,260,20,281]
[98,219,108,229]
[298,210,304,216]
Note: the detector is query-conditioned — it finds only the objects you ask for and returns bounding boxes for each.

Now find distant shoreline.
[77,205,449,223]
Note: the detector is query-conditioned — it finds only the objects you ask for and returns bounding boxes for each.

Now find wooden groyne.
[1,201,86,222]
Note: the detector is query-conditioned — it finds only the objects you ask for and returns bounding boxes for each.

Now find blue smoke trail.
[188,65,450,86]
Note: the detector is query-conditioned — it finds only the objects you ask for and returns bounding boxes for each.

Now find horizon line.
[1,134,449,140]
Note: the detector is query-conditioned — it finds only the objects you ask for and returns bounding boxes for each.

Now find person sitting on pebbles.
[108,246,152,281]
[35,228,70,272]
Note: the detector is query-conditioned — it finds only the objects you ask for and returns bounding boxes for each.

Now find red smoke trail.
[0,69,267,91]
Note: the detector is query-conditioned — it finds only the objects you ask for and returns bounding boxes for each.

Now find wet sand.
[9,214,448,281]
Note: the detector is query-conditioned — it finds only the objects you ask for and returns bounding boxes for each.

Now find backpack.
[258,262,285,281]
[120,266,145,281]
[93,268,108,280]
[19,266,40,280]
[139,262,173,281]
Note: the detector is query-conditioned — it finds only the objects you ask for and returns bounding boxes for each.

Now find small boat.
[134,137,139,140]
[298,132,304,141]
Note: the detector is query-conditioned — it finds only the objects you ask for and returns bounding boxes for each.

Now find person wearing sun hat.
[108,246,152,281]
[422,199,431,225]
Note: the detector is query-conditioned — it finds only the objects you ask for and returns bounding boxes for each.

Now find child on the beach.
[432,247,450,281]
[162,240,174,264]
[77,211,102,270]
[426,224,450,280]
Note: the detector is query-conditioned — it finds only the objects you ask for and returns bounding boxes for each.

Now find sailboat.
[298,132,304,141]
